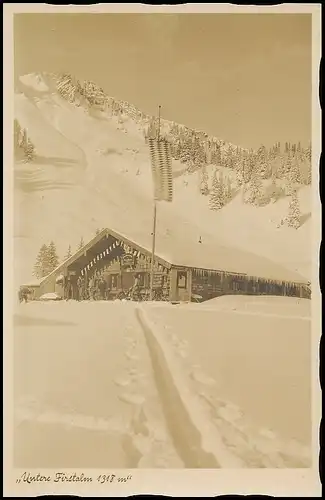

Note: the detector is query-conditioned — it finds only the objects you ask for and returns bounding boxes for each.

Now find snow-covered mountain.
[13,72,312,287]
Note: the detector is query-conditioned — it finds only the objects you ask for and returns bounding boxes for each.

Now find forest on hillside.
[54,73,312,194]
[14,118,36,163]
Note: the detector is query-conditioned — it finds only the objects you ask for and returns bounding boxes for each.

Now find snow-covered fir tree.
[270,173,277,202]
[14,119,25,160]
[209,169,225,211]
[246,167,263,206]
[199,166,209,195]
[289,155,301,186]
[191,136,206,171]
[306,162,312,185]
[57,73,79,103]
[19,128,28,149]
[81,80,106,108]
[14,119,20,148]
[180,137,193,168]
[224,176,232,203]
[287,190,301,229]
[224,147,234,170]
[33,244,49,279]
[78,237,85,250]
[257,145,271,179]
[172,140,181,160]
[210,142,221,166]
[64,245,72,261]
[24,138,35,162]
[47,241,59,272]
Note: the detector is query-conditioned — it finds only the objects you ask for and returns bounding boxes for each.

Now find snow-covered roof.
[24,223,307,288]
[153,232,307,283]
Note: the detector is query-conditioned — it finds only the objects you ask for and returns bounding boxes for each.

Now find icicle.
[87,264,90,270]
[137,251,141,258]
[109,246,112,252]
[116,240,120,246]
[133,250,137,256]
[112,243,116,249]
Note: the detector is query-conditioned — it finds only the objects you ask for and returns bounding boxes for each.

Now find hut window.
[177,271,187,289]
[110,274,118,290]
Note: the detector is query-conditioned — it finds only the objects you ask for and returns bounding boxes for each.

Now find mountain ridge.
[16,71,244,153]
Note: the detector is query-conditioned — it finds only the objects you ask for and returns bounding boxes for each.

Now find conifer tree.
[209,170,224,211]
[287,190,301,229]
[270,173,277,202]
[14,119,25,160]
[235,153,245,188]
[246,168,263,206]
[64,244,72,261]
[47,241,59,272]
[307,162,312,185]
[78,237,85,250]
[14,119,21,147]
[180,137,193,168]
[24,138,35,162]
[224,176,232,202]
[200,166,209,195]
[19,128,28,149]
[289,155,301,186]
[33,244,49,279]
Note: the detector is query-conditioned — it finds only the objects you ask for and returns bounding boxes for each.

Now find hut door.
[176,270,190,301]
[121,271,134,291]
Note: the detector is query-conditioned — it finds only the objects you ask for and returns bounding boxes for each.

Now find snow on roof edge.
[24,227,308,287]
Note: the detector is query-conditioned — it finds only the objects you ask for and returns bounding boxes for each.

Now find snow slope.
[14,72,312,287]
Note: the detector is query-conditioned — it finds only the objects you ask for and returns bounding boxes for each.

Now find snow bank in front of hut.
[39,292,63,301]
[200,294,311,317]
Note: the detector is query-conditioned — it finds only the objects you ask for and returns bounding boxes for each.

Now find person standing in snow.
[64,275,71,301]
[98,276,107,300]
[77,276,84,301]
[19,286,30,303]
[131,274,141,300]
[88,275,95,300]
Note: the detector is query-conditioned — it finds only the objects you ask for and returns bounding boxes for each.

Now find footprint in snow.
[259,427,277,440]
[125,352,139,361]
[190,370,216,386]
[113,376,133,388]
[218,403,244,423]
[118,393,145,406]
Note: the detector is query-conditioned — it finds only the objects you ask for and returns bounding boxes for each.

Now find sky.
[14,13,312,149]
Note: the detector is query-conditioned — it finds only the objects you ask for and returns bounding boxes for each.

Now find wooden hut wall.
[191,267,309,301]
[76,237,171,293]
[192,269,225,300]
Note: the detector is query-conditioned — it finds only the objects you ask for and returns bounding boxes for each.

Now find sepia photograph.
[3,3,321,497]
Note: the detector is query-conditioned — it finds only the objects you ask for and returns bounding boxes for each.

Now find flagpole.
[149,105,161,301]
